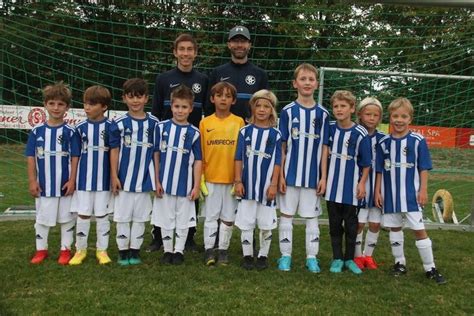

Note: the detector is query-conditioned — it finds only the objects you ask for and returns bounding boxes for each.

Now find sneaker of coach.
[69,249,87,265]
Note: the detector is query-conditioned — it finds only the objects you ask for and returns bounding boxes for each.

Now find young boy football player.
[375,97,446,284]
[234,89,281,270]
[200,82,245,266]
[109,78,159,266]
[27,81,80,265]
[325,90,371,275]
[277,63,329,273]
[69,85,113,265]
[152,84,202,265]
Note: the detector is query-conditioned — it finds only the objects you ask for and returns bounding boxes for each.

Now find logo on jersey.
[192,83,202,94]
[384,158,391,170]
[245,75,256,85]
[291,127,299,139]
[37,146,44,158]
[403,146,408,156]
[345,138,355,149]
[28,108,46,127]
[169,83,180,88]
[57,135,64,145]
[220,76,230,81]
[124,135,132,147]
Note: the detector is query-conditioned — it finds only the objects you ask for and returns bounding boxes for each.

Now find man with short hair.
[150,33,208,252]
[206,26,269,120]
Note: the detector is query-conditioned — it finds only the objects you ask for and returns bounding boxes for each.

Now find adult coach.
[206,25,269,120]
[150,33,209,252]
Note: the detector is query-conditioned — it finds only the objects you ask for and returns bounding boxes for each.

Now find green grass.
[0,221,473,315]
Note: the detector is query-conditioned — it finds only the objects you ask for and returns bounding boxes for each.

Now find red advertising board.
[456,128,474,149]
[407,125,457,148]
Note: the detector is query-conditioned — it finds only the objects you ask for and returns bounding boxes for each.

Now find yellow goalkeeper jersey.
[199,113,245,184]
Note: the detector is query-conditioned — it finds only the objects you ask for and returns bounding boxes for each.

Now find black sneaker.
[172,252,184,265]
[128,249,142,265]
[242,256,254,270]
[426,267,447,285]
[391,262,407,276]
[146,240,162,253]
[160,252,173,265]
[204,249,216,266]
[185,238,199,253]
[255,256,268,270]
[217,249,229,265]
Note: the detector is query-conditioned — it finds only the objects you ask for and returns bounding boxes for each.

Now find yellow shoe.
[96,250,112,265]
[69,249,87,265]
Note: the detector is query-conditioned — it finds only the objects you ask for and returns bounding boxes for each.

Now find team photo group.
[25,25,446,285]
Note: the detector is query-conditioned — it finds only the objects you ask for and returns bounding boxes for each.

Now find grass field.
[0,221,473,315]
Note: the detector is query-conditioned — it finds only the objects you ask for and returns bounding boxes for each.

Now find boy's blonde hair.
[357,96,383,123]
[43,81,72,106]
[293,63,318,80]
[330,90,356,108]
[388,97,414,118]
[248,89,278,127]
[83,85,111,108]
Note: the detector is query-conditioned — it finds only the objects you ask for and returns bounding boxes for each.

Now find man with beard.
[149,33,208,253]
[206,26,269,120]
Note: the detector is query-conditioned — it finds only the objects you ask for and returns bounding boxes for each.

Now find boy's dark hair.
[43,81,72,106]
[83,85,111,107]
[173,33,197,51]
[123,78,148,97]
[170,84,195,104]
[210,82,237,101]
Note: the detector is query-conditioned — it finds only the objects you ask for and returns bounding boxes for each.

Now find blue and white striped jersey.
[278,101,329,188]
[154,120,202,197]
[25,122,81,197]
[364,130,386,208]
[109,113,159,192]
[325,122,372,206]
[75,118,111,191]
[376,131,432,213]
[235,125,282,207]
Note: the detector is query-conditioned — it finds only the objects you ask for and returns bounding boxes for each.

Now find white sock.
[364,230,379,257]
[174,228,189,254]
[355,231,363,257]
[390,230,405,265]
[279,216,293,257]
[258,229,272,258]
[96,216,110,251]
[161,228,174,253]
[416,238,435,272]
[60,220,75,250]
[305,217,319,258]
[35,223,49,250]
[204,220,218,250]
[75,217,90,250]
[130,222,145,250]
[116,222,130,250]
[218,222,233,250]
[241,229,254,257]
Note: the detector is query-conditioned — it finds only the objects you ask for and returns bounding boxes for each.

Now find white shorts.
[151,194,197,230]
[35,196,75,227]
[203,183,238,222]
[358,207,382,224]
[235,199,278,230]
[71,191,113,217]
[112,191,152,223]
[278,186,321,218]
[383,212,425,230]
